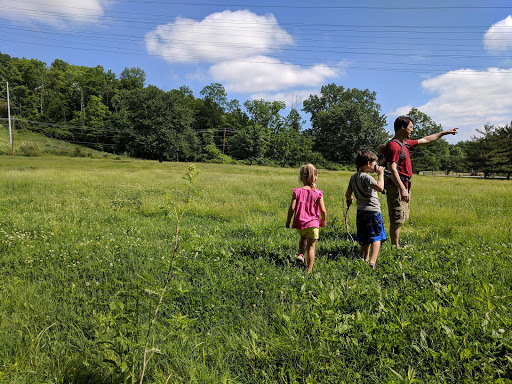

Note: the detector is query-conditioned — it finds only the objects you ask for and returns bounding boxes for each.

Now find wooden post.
[11,118,14,156]
[222,127,226,164]
[6,81,12,147]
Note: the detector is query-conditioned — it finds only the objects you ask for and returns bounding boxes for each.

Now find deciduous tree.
[303,83,388,164]
[244,99,286,133]
[407,108,450,172]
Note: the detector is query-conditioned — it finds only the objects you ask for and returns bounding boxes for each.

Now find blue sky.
[1,0,512,142]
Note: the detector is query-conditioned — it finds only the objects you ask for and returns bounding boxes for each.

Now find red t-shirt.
[384,139,418,188]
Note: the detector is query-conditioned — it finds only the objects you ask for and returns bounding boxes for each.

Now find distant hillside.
[0,124,124,159]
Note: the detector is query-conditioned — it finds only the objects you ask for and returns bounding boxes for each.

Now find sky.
[1,0,512,143]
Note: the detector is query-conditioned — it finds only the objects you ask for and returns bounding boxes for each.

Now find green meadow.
[0,156,511,383]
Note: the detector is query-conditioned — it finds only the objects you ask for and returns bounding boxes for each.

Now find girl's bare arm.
[319,196,326,227]
[286,193,296,228]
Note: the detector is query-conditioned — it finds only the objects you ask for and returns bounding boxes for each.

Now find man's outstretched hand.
[443,127,459,136]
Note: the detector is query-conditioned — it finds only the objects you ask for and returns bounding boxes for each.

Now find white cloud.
[145,10,293,63]
[391,105,413,117]
[250,89,320,106]
[209,56,342,93]
[484,15,512,52]
[0,0,108,25]
[390,68,512,141]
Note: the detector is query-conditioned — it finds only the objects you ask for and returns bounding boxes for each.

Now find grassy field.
[0,156,511,383]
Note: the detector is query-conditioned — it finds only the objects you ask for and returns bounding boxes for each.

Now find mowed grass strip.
[0,156,511,384]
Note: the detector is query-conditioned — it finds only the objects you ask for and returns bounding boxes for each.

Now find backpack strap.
[389,138,411,163]
[388,139,412,189]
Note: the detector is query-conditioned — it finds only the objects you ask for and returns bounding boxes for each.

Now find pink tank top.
[292,187,323,230]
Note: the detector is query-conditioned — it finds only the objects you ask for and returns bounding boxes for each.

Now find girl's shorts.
[296,227,319,240]
[356,211,387,245]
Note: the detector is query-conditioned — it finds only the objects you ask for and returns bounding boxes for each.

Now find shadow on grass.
[230,227,258,238]
[231,243,293,268]
[230,234,361,269]
[319,242,360,261]
[62,365,114,384]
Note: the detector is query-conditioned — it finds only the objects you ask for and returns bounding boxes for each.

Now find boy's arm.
[371,166,385,193]
[285,193,296,228]
[345,188,353,208]
[417,127,459,147]
[318,196,326,227]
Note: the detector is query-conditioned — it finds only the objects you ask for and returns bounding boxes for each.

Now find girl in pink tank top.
[285,164,326,273]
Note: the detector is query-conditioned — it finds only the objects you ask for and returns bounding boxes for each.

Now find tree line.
[1,51,510,177]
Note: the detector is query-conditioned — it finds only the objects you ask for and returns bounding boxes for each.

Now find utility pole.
[72,82,84,125]
[222,127,226,164]
[11,118,14,156]
[80,87,84,125]
[6,81,12,146]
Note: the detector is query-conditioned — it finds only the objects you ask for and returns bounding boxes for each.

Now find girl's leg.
[368,240,381,268]
[305,238,316,274]
[297,236,307,261]
[361,243,370,262]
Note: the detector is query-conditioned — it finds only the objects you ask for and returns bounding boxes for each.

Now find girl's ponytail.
[299,163,318,188]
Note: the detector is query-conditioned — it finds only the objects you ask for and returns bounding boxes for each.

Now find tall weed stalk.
[139,165,200,383]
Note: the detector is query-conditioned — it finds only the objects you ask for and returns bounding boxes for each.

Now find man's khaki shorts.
[386,183,410,224]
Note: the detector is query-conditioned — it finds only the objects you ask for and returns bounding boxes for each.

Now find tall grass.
[0,157,511,383]
[0,126,122,158]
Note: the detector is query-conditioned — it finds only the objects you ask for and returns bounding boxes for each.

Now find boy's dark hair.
[394,115,414,132]
[355,150,378,168]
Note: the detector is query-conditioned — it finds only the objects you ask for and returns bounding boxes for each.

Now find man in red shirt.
[384,116,458,247]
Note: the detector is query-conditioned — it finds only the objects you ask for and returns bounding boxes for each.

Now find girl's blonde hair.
[299,163,318,188]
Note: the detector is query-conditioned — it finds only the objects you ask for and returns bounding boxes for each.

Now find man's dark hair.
[355,150,378,168]
[394,115,414,132]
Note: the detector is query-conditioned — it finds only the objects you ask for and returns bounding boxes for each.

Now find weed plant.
[0,157,511,383]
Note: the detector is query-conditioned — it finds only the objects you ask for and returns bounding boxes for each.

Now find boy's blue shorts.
[356,211,387,245]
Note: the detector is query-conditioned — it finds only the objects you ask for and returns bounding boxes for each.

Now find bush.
[18,143,41,157]
[198,144,224,163]
[72,147,86,157]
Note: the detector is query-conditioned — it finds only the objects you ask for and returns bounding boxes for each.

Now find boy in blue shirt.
[345,150,387,269]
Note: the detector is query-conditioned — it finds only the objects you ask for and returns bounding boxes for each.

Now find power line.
[5,0,512,10]
[3,117,471,161]
[3,35,505,62]
[0,118,243,151]
[4,5,512,30]
[2,5,510,74]
[2,4,512,84]
[2,17,511,75]
[4,37,512,76]
[4,25,508,70]
[2,3,510,56]
[3,7,511,37]
[4,23,512,55]
[3,22,508,44]
[1,117,239,135]
[3,5,512,36]
[2,28,508,60]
